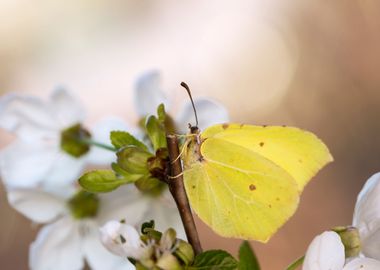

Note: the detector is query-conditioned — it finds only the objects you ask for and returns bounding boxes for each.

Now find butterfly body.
[182,123,333,242]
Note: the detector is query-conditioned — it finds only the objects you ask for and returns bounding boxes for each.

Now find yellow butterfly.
[181,123,332,242]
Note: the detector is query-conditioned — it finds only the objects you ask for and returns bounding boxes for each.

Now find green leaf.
[186,250,238,270]
[79,170,131,193]
[157,103,166,123]
[146,115,167,151]
[110,131,147,150]
[238,241,260,270]
[285,256,304,270]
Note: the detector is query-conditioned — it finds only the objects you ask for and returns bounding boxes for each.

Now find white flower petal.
[0,93,58,141]
[49,88,85,128]
[86,117,139,165]
[343,258,380,270]
[302,231,345,270]
[7,188,66,223]
[84,221,135,270]
[100,220,143,259]
[96,185,150,226]
[175,98,229,134]
[30,217,84,270]
[360,228,380,261]
[352,172,380,260]
[0,141,57,188]
[42,153,86,187]
[133,70,170,117]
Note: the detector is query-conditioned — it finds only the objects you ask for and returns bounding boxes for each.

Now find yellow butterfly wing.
[183,137,299,242]
[182,124,332,241]
[201,124,333,191]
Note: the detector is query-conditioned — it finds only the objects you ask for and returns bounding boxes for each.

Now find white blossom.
[0,88,131,191]
[133,70,229,133]
[7,185,184,270]
[100,220,146,259]
[303,231,345,270]
[353,172,380,260]
[303,172,380,270]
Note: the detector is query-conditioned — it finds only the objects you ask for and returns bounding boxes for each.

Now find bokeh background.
[1,1,380,269]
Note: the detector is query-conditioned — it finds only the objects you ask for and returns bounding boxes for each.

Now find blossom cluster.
[0,71,228,270]
[303,172,380,270]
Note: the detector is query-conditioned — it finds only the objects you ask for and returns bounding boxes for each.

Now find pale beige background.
[1,1,380,269]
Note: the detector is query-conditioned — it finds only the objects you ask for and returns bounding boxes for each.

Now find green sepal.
[60,123,91,157]
[332,226,361,258]
[78,170,131,193]
[156,252,182,270]
[238,241,260,270]
[146,115,167,151]
[110,131,148,151]
[117,146,153,175]
[157,103,166,123]
[68,190,99,219]
[186,250,238,270]
[135,176,166,196]
[141,220,155,234]
[135,262,151,270]
[111,162,144,182]
[174,240,195,266]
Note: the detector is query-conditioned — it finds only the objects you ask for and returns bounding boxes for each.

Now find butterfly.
[181,123,332,242]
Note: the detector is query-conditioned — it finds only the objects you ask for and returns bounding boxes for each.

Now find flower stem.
[166,134,203,255]
[286,255,304,270]
[81,138,116,152]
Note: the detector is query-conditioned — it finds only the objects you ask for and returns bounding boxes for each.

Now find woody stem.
[166,134,203,255]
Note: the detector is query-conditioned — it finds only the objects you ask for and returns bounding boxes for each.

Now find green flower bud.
[117,146,153,175]
[60,123,91,157]
[333,226,361,257]
[160,228,177,251]
[135,176,166,196]
[174,240,194,266]
[68,190,99,219]
[156,252,182,270]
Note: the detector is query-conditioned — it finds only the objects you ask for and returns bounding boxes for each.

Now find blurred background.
[1,0,380,269]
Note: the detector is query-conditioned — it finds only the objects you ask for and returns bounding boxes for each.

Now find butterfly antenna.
[180,82,198,127]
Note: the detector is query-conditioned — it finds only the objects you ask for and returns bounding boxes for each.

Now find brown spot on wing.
[249,184,256,191]
[259,142,265,147]
[222,123,229,129]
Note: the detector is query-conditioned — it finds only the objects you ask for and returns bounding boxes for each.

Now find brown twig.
[166,134,203,255]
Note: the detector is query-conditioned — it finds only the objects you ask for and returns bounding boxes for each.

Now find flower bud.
[332,226,361,258]
[100,220,145,259]
[117,146,152,175]
[160,228,177,251]
[174,240,194,266]
[135,176,166,196]
[156,252,182,270]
